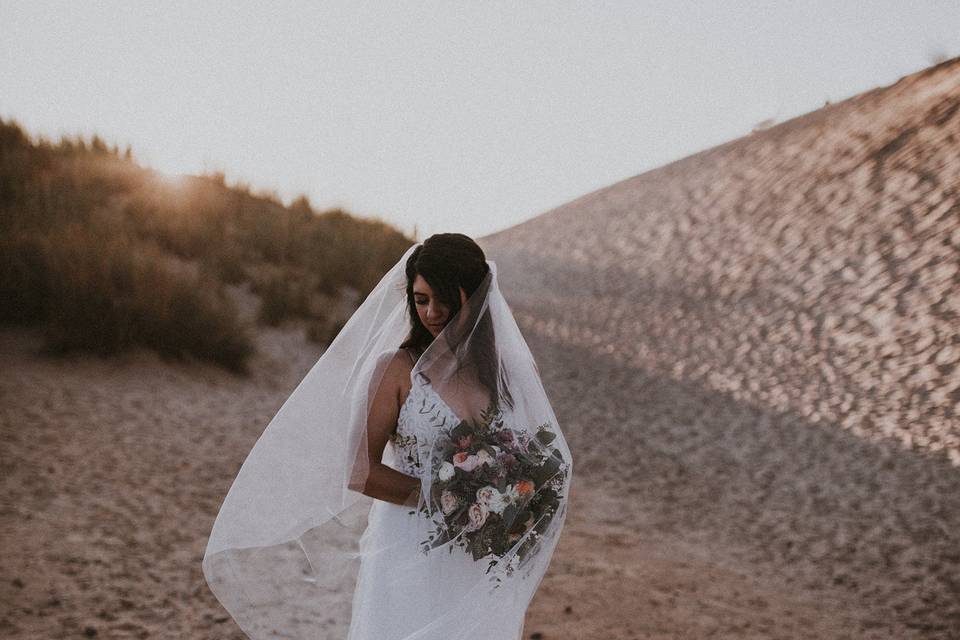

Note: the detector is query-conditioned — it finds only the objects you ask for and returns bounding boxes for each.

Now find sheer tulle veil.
[202,241,573,638]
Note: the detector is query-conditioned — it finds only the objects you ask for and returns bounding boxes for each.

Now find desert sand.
[0,322,897,640]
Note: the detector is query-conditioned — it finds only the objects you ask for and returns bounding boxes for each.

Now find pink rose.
[464,502,489,532]
[475,449,494,466]
[440,489,459,515]
[452,452,482,472]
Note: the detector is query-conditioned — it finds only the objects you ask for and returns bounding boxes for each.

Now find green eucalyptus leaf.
[535,430,557,445]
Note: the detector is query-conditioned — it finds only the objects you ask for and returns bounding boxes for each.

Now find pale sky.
[1,2,957,240]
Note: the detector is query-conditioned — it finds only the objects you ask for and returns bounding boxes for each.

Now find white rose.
[476,485,500,507]
[487,490,510,515]
[476,449,494,466]
[438,461,455,481]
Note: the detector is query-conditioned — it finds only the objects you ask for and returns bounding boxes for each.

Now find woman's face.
[413,274,450,337]
[412,274,467,338]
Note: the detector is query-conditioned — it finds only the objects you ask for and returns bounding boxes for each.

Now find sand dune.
[481,57,960,637]
[2,59,959,639]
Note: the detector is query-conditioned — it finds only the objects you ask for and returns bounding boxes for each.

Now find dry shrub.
[0,116,414,364]
[0,233,50,324]
[38,224,254,373]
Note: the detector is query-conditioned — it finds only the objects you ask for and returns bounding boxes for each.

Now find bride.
[203,233,573,640]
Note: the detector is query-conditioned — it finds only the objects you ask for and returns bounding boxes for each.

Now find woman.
[203,233,572,640]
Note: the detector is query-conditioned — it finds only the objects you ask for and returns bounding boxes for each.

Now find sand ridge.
[480,57,960,637]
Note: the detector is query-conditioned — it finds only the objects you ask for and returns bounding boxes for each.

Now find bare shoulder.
[376,348,414,402]
[374,347,413,372]
[392,348,416,377]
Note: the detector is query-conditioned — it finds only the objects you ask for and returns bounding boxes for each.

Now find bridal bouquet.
[412,400,569,582]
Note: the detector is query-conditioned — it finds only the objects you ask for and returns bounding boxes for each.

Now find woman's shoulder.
[374,347,416,382]
[373,346,414,365]
[397,346,422,369]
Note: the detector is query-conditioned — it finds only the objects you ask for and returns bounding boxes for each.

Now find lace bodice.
[388,376,460,476]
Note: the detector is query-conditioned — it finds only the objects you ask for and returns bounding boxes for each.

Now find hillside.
[480,58,960,636]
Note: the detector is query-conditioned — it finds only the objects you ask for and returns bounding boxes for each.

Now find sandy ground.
[0,324,892,640]
[3,60,960,639]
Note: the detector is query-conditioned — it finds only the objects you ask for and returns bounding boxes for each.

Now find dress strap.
[405,347,417,366]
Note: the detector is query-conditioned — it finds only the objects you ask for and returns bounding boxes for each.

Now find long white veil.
[203,242,573,639]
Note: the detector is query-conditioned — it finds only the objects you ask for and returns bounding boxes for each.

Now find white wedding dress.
[202,247,572,640]
[347,371,542,640]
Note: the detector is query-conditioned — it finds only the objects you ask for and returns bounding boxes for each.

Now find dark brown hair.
[399,233,511,411]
